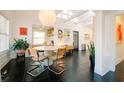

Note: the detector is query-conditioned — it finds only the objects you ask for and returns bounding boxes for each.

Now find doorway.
[73,31,79,50]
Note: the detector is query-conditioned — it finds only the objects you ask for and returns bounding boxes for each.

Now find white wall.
[13,11,41,44]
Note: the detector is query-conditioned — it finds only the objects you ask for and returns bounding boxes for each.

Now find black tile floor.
[1,50,124,82]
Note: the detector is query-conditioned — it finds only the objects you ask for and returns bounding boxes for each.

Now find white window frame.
[32,30,45,46]
[0,13,9,53]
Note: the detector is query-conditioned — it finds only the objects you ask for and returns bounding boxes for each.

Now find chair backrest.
[48,47,66,60]
[28,47,37,57]
[57,47,66,59]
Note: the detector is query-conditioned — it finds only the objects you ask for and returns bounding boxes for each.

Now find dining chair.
[27,47,49,77]
[48,47,66,75]
[65,45,74,56]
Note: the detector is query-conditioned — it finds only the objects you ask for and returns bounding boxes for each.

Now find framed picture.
[47,27,54,37]
[64,29,70,37]
[117,23,123,43]
[58,29,63,38]
[19,27,28,35]
[84,34,90,40]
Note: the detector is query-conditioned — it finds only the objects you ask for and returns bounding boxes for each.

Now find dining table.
[33,45,64,66]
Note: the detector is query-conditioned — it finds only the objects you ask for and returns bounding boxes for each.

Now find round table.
[33,46,60,66]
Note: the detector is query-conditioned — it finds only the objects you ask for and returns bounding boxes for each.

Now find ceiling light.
[68,15,71,18]
[62,14,68,20]
[68,11,73,16]
[89,10,95,16]
[39,27,42,31]
[62,10,68,14]
[39,10,56,27]
[57,13,61,18]
[73,18,79,22]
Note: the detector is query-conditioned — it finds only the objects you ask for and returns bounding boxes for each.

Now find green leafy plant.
[88,43,95,69]
[88,43,95,58]
[11,38,29,51]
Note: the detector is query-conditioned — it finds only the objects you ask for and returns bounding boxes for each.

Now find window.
[0,14,9,52]
[57,10,79,23]
[57,10,73,20]
[33,31,45,45]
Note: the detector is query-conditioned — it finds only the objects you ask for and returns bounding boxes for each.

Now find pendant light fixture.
[39,10,56,27]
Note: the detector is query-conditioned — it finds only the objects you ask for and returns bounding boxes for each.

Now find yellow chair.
[48,47,66,75]
[48,47,66,60]
[57,47,66,59]
[65,45,74,55]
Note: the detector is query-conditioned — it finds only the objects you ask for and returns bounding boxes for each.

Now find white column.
[94,11,116,76]
[94,11,105,76]
[105,14,116,72]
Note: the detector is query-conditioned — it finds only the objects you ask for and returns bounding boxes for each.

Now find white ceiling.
[56,10,95,25]
[12,10,95,28]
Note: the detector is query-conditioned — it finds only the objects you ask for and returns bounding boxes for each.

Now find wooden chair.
[65,45,74,55]
[57,47,66,59]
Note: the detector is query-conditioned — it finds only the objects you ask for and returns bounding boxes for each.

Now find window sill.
[0,49,9,56]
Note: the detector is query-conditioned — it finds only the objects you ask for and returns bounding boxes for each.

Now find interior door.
[73,31,79,50]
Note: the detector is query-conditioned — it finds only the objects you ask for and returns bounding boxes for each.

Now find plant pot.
[90,55,95,69]
[16,49,25,54]
[16,50,26,62]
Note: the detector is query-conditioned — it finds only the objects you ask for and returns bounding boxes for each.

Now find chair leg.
[27,67,48,77]
[49,67,64,75]
[27,57,49,77]
[31,62,41,66]
[48,60,65,75]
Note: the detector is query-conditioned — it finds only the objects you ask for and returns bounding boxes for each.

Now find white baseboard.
[116,57,124,65]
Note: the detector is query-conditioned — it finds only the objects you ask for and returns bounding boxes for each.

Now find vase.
[16,49,25,54]
[90,55,95,69]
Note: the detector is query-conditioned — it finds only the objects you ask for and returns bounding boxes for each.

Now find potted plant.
[11,38,29,55]
[88,43,95,69]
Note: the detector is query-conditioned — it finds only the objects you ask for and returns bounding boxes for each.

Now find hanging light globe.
[39,10,56,27]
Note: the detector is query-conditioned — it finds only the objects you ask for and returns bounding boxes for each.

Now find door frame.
[73,31,79,50]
